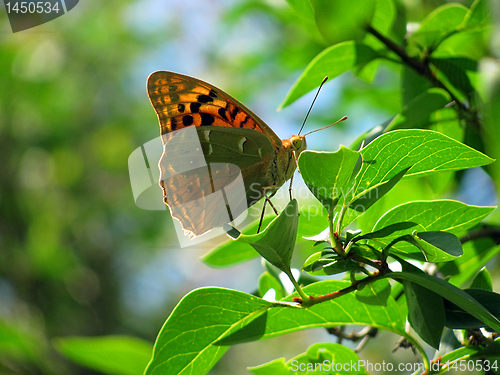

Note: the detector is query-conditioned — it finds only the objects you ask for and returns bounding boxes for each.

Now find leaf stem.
[287,271,310,304]
[295,270,387,308]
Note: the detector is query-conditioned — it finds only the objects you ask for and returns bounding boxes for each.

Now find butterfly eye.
[291,136,305,151]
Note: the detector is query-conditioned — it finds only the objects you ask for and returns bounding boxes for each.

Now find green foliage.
[248,343,369,374]
[3,0,500,375]
[53,336,153,375]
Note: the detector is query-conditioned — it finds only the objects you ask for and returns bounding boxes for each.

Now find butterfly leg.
[288,150,300,201]
[288,173,294,201]
[261,186,280,215]
[257,199,267,233]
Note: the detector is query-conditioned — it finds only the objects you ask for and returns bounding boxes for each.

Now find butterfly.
[147,71,307,238]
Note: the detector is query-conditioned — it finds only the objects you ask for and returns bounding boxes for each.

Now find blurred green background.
[0,0,499,374]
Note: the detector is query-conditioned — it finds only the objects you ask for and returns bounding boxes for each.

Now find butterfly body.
[147,71,306,237]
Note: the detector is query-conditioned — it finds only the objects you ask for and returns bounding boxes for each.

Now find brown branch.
[366,25,467,112]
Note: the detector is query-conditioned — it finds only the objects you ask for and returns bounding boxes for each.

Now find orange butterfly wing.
[147,71,282,146]
[147,71,286,237]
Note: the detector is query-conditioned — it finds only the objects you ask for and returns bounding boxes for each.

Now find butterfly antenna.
[303,116,348,137]
[298,76,329,136]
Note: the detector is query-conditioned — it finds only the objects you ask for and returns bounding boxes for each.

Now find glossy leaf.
[372,200,494,259]
[299,146,360,211]
[410,231,463,262]
[444,288,500,329]
[236,199,298,275]
[54,336,153,375]
[202,205,327,267]
[280,42,380,108]
[145,288,274,375]
[470,267,493,291]
[403,280,444,349]
[350,166,411,212]
[387,261,500,334]
[352,130,494,206]
[354,221,418,241]
[355,278,391,306]
[218,279,405,346]
[342,129,494,230]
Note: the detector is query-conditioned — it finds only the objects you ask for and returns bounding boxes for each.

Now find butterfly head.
[289,134,307,156]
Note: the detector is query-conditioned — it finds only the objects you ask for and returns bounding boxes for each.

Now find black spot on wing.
[230,107,239,120]
[178,103,185,113]
[239,115,250,128]
[200,113,215,126]
[182,115,194,126]
[170,117,178,131]
[218,107,228,121]
[190,102,201,113]
[197,94,214,103]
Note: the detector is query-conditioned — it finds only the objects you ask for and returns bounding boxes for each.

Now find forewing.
[147,71,282,147]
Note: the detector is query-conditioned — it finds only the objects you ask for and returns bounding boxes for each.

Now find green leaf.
[362,129,492,184]
[435,338,500,374]
[299,146,360,212]
[440,229,500,287]
[387,262,500,334]
[470,267,493,291]
[461,0,489,29]
[201,238,259,267]
[401,66,433,106]
[430,58,477,105]
[312,0,376,45]
[408,4,468,50]
[355,278,391,306]
[249,343,369,374]
[403,280,445,349]
[369,0,402,43]
[445,288,500,329]
[410,231,463,262]
[202,205,327,268]
[385,88,451,131]
[236,200,298,275]
[279,42,380,108]
[372,200,494,260]
[350,166,411,212]
[302,251,363,276]
[353,130,494,205]
[218,279,405,347]
[354,221,418,241]
[259,272,286,301]
[53,336,153,375]
[145,288,273,375]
